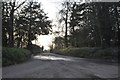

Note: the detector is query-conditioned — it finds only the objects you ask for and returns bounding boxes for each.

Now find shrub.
[27,44,42,55]
[2,47,31,66]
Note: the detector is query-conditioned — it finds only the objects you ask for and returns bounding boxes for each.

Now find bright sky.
[32,0,63,50]
[32,35,53,50]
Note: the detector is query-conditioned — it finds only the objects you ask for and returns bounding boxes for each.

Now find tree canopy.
[2,1,52,48]
[54,1,120,49]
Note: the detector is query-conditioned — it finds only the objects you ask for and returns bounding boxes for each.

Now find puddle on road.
[33,55,74,61]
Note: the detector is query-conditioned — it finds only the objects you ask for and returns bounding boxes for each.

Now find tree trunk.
[114,4,120,48]
[17,36,22,48]
[9,2,16,47]
[65,12,68,47]
[9,9,14,47]
[28,2,32,48]
[72,26,75,47]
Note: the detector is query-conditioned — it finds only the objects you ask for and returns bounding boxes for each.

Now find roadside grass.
[54,47,119,61]
[2,47,31,66]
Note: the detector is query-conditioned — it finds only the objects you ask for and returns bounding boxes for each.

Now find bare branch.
[14,0,27,11]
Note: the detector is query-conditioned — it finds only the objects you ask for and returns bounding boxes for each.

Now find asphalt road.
[2,53,118,78]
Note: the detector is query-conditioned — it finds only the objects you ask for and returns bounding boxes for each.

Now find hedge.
[54,47,118,61]
[2,47,31,66]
